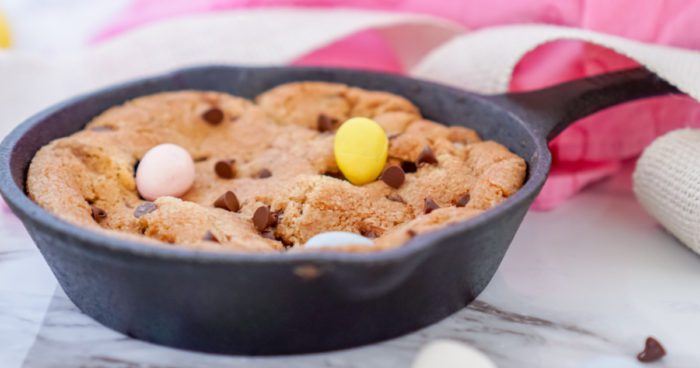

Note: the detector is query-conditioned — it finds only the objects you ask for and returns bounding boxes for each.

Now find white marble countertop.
[2,165,699,368]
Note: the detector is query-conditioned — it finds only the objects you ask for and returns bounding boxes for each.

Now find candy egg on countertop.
[334,117,388,185]
[136,143,195,201]
[304,231,374,249]
[412,340,496,368]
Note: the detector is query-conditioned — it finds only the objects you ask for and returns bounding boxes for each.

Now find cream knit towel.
[634,130,700,255]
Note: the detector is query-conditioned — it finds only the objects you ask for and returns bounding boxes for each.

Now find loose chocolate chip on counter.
[386,193,406,204]
[202,230,219,243]
[133,202,157,218]
[256,168,272,179]
[213,191,240,212]
[90,205,107,222]
[214,159,236,179]
[416,145,438,166]
[637,337,666,363]
[456,193,471,207]
[380,165,405,189]
[401,160,417,173]
[253,206,274,232]
[202,107,224,125]
[317,114,339,132]
[424,197,440,214]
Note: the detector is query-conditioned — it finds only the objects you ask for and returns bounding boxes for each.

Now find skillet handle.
[488,67,681,142]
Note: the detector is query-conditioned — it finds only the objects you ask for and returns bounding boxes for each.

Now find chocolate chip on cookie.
[133,202,157,218]
[202,107,224,125]
[361,229,379,239]
[202,230,220,243]
[407,229,417,238]
[214,159,236,179]
[317,114,339,133]
[90,205,107,222]
[214,191,240,212]
[456,193,471,207]
[253,206,275,232]
[255,168,272,179]
[323,170,346,181]
[386,193,406,204]
[416,145,438,166]
[424,197,440,214]
[400,160,417,173]
[380,165,405,189]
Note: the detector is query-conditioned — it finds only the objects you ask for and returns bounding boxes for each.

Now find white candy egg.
[136,143,195,201]
[304,232,374,249]
[412,340,496,368]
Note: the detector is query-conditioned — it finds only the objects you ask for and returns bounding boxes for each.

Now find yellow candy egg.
[334,117,388,185]
[0,11,11,48]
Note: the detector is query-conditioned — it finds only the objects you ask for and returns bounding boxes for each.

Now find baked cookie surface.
[27,82,526,253]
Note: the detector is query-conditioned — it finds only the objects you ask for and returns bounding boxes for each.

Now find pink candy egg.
[136,143,195,201]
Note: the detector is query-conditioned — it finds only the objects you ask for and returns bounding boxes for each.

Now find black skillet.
[0,66,679,354]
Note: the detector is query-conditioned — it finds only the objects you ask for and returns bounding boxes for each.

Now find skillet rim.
[0,65,551,265]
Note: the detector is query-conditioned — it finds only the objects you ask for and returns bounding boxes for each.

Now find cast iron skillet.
[0,66,679,355]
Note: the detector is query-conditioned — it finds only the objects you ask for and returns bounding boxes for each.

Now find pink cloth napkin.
[94,0,700,210]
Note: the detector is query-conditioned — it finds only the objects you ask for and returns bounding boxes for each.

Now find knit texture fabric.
[634,129,700,255]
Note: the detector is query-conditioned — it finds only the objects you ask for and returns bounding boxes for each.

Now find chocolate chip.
[133,202,157,218]
[213,191,240,212]
[361,229,379,239]
[323,170,346,181]
[407,229,417,238]
[401,160,417,173]
[416,145,438,166]
[456,193,471,207]
[90,205,107,222]
[214,159,236,179]
[253,206,274,232]
[317,114,339,132]
[202,230,219,243]
[424,197,440,214]
[637,337,666,362]
[386,193,406,204]
[202,107,224,125]
[380,165,405,189]
[256,168,272,179]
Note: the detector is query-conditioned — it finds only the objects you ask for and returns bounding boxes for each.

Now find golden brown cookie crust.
[27,82,526,253]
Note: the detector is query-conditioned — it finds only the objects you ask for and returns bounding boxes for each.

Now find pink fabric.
[93,0,700,210]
